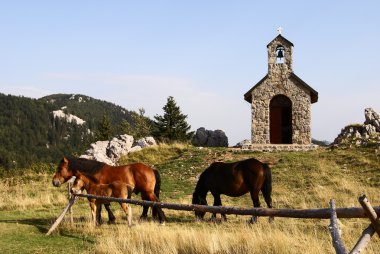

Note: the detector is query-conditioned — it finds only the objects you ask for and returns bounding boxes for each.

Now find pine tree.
[153,96,193,142]
[121,108,152,139]
[96,113,112,141]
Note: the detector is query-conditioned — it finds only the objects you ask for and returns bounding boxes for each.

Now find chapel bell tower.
[243,28,319,150]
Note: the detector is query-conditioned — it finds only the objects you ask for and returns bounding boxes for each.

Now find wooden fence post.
[350,225,375,254]
[46,196,77,235]
[358,195,380,237]
[329,199,347,254]
[67,180,74,224]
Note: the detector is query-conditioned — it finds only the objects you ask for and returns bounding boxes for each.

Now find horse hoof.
[139,217,149,223]
[107,220,116,225]
[195,217,203,222]
[247,217,257,224]
[159,222,166,226]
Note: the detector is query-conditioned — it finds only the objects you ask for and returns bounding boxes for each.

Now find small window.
[276,46,285,64]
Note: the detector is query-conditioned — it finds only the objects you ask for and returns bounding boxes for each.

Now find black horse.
[192,158,273,223]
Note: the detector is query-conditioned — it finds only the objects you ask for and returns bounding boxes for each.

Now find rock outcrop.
[192,127,228,147]
[234,139,252,148]
[333,108,380,147]
[80,135,157,165]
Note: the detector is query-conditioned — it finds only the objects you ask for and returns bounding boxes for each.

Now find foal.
[71,173,133,227]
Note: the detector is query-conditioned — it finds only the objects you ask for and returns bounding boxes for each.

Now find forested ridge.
[0,93,135,169]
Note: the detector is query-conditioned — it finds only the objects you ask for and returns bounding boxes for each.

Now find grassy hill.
[0,145,379,253]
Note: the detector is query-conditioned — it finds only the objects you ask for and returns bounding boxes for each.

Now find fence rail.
[73,193,380,219]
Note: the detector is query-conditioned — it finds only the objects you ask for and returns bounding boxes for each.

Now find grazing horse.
[71,172,133,227]
[52,157,166,224]
[192,158,273,223]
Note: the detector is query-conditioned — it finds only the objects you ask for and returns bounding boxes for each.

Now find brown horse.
[71,172,133,227]
[52,157,165,224]
[192,158,273,223]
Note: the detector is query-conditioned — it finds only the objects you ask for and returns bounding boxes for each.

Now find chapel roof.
[244,73,318,103]
[267,34,294,48]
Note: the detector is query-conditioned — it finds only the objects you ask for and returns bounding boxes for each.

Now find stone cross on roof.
[277,26,283,35]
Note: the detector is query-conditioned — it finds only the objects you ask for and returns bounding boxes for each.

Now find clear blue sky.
[1,1,379,144]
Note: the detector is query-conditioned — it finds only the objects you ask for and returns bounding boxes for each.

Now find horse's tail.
[151,169,161,219]
[153,169,161,199]
[261,163,272,208]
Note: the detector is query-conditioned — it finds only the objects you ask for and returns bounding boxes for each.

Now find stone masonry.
[244,33,318,148]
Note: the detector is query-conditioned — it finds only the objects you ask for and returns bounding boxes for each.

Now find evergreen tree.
[96,113,112,140]
[153,96,193,142]
[121,108,152,139]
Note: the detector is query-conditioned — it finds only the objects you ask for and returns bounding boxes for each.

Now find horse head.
[52,157,75,187]
[71,175,86,194]
[192,192,208,220]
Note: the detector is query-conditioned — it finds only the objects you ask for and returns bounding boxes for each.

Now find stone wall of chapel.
[251,77,311,144]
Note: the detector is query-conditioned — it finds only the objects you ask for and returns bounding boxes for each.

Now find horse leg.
[249,188,261,224]
[212,193,226,222]
[89,202,97,226]
[139,206,149,222]
[96,204,103,226]
[104,203,116,224]
[120,202,132,227]
[210,194,218,221]
[142,192,166,225]
[96,203,102,224]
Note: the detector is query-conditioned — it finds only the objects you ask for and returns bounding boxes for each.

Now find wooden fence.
[47,193,380,254]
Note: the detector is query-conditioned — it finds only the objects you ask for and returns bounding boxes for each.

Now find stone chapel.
[244,32,318,150]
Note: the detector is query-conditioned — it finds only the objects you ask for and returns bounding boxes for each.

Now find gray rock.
[106,134,134,161]
[80,134,157,165]
[134,136,157,148]
[129,146,142,153]
[235,139,252,148]
[365,108,380,132]
[333,108,380,146]
[192,127,228,147]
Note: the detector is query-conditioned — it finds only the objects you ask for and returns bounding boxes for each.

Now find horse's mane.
[67,156,106,174]
[78,172,100,184]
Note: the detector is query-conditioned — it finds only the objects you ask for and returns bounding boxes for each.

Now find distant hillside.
[0,93,138,169]
[40,94,134,133]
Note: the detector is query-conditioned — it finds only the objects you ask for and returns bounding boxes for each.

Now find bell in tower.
[276,46,285,63]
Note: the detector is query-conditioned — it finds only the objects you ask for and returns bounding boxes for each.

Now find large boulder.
[333,108,380,147]
[364,108,380,132]
[80,134,157,165]
[192,127,228,147]
[80,140,113,165]
[106,134,134,162]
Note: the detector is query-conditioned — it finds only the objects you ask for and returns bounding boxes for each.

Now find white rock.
[80,135,157,165]
[129,146,142,153]
[52,109,86,125]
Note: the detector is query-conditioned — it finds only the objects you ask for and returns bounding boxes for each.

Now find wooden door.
[270,95,292,144]
[270,107,282,144]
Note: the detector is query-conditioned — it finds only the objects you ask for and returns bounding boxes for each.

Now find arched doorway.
[270,95,292,144]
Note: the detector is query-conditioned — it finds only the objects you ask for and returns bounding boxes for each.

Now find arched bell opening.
[270,95,292,144]
[276,45,285,64]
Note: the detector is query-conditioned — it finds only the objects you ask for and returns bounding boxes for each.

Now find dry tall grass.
[0,173,67,210]
[62,209,379,254]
